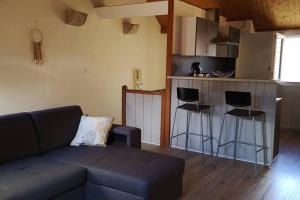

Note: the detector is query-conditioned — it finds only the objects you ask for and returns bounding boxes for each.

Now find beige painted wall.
[0,0,167,123]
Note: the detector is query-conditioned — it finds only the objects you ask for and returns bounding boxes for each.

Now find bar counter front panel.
[169,76,277,165]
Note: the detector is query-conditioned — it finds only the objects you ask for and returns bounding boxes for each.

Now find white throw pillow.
[71,116,114,147]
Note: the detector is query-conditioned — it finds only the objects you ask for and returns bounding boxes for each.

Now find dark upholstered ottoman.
[45,145,185,200]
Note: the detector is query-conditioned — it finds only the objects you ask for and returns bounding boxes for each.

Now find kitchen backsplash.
[172,54,236,77]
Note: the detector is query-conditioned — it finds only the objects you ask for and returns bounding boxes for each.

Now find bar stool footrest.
[218,140,267,151]
[256,147,267,153]
[172,132,213,140]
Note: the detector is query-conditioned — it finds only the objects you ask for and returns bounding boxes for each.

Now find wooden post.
[164,0,174,147]
[122,85,128,125]
[160,90,166,146]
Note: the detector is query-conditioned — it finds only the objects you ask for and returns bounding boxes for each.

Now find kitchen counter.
[169,76,278,165]
[168,76,277,83]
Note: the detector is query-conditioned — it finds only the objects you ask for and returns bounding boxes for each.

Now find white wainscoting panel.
[126,93,161,145]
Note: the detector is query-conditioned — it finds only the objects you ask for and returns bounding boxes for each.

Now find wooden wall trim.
[164,0,174,147]
[125,89,165,95]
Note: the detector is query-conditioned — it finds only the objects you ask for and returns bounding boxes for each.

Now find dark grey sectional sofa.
[0,106,185,200]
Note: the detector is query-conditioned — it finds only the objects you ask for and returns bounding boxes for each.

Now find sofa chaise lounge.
[0,106,185,200]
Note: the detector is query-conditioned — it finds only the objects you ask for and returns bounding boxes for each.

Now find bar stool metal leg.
[252,117,258,176]
[200,112,204,155]
[234,117,239,160]
[208,109,213,156]
[169,108,178,151]
[188,112,192,149]
[185,111,191,150]
[216,114,226,157]
[238,119,244,145]
[262,114,267,167]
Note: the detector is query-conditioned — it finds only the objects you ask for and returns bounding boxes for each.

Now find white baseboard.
[142,141,160,146]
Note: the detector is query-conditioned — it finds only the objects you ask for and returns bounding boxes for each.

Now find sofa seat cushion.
[0,157,86,200]
[44,146,185,198]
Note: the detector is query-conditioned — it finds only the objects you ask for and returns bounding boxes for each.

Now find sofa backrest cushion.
[30,106,83,153]
[0,113,39,164]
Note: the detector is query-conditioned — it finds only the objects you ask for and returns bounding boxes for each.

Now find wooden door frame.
[164,0,174,147]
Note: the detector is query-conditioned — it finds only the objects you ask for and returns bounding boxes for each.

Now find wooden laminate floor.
[142,131,300,200]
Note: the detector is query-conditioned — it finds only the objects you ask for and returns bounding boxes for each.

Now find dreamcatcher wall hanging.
[30,29,43,65]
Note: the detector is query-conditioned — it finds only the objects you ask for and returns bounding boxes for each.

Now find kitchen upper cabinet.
[236,32,275,79]
[173,16,240,58]
[178,17,197,56]
[173,16,218,56]
[196,18,218,56]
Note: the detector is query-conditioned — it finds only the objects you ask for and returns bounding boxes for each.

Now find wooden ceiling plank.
[295,0,300,28]
[181,0,300,31]
[256,0,265,30]
[260,0,272,30]
[292,0,298,27]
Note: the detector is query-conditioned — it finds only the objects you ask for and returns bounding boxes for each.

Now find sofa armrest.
[108,125,141,149]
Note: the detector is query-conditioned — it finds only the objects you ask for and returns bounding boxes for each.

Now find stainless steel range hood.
[211,26,240,46]
[211,34,239,46]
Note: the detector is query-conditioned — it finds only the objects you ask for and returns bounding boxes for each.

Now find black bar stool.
[170,87,213,156]
[216,91,267,176]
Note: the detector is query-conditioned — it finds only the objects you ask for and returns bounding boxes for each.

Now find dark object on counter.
[191,62,201,76]
[172,54,236,77]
